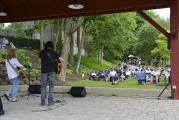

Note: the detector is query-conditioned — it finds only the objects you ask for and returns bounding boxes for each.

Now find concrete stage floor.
[1,86,178,120]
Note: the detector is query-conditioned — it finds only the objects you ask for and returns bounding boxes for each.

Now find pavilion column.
[170,0,179,99]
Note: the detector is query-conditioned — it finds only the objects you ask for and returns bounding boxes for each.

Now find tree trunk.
[70,33,74,65]
[40,23,44,50]
[53,19,61,51]
[60,17,83,81]
[101,46,104,63]
[75,27,84,73]
[77,27,81,53]
[98,46,104,63]
[60,18,72,81]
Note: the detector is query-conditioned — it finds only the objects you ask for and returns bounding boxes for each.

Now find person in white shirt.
[4,48,23,102]
[151,68,160,84]
[125,69,131,78]
[109,69,117,82]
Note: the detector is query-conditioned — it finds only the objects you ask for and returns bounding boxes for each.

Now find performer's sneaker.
[53,99,61,103]
[11,100,17,102]
[41,101,45,106]
[48,102,54,106]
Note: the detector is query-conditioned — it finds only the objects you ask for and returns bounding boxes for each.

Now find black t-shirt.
[39,49,60,73]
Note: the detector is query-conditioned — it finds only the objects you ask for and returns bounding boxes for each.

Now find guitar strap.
[46,52,55,65]
[7,60,19,75]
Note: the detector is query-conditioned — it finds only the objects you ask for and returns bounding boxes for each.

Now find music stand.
[26,65,31,99]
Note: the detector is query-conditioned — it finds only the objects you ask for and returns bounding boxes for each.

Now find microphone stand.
[27,65,31,100]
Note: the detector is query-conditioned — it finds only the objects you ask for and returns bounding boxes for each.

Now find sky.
[152,8,170,19]
[4,8,170,27]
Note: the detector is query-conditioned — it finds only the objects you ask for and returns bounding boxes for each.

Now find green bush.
[0,50,6,62]
[79,64,92,74]
[30,68,41,76]
[16,49,31,67]
[67,69,73,75]
[75,56,115,71]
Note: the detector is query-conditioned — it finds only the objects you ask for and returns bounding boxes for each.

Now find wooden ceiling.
[0,0,171,23]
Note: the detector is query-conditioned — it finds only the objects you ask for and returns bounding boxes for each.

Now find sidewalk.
[0,86,175,120]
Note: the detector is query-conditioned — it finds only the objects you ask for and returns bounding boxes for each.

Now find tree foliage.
[5,22,26,38]
[151,34,170,60]
[2,10,170,74]
[84,13,137,63]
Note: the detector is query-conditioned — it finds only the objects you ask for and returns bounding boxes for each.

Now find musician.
[39,41,63,106]
[4,48,23,102]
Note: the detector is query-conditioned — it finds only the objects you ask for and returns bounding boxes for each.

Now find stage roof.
[0,0,170,23]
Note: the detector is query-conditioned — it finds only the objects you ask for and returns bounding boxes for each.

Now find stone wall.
[0,61,9,84]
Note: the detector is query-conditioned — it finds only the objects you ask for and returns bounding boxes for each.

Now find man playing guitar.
[39,41,63,106]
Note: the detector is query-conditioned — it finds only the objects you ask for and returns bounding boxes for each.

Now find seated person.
[151,68,160,84]
[109,68,117,82]
[89,71,97,80]
[112,74,120,85]
[98,70,108,81]
[136,69,146,85]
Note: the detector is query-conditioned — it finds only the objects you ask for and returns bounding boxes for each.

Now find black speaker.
[28,85,41,94]
[0,98,5,116]
[70,87,87,97]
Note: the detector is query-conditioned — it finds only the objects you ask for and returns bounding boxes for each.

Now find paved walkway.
[1,94,179,120]
[1,86,178,120]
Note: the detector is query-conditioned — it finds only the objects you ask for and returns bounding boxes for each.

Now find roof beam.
[0,0,170,22]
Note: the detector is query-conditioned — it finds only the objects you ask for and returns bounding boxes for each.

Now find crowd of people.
[88,65,132,85]
[88,65,171,85]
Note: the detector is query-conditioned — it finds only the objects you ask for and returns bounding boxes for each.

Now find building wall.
[0,29,16,37]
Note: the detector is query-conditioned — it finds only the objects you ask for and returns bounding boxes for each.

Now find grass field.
[69,77,168,89]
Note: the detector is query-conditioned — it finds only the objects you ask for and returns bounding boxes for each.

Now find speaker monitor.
[28,85,41,94]
[0,98,5,116]
[70,86,87,97]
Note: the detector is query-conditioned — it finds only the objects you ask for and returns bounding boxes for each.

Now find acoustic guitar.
[54,59,62,74]
[46,52,62,74]
[16,66,26,79]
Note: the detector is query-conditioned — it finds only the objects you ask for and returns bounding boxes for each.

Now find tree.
[84,13,137,63]
[134,23,159,63]
[75,27,85,73]
[60,17,83,81]
[151,34,170,66]
[133,10,170,64]
[6,22,26,38]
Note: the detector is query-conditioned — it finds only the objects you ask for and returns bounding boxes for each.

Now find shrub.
[74,56,115,71]
[0,50,6,62]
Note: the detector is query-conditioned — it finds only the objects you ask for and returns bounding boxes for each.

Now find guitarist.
[39,41,63,106]
[5,48,23,102]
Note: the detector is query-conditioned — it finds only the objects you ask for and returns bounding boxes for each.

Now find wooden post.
[170,0,179,99]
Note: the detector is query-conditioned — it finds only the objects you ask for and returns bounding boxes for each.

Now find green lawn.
[69,77,168,89]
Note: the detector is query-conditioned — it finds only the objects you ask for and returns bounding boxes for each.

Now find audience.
[87,65,170,86]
